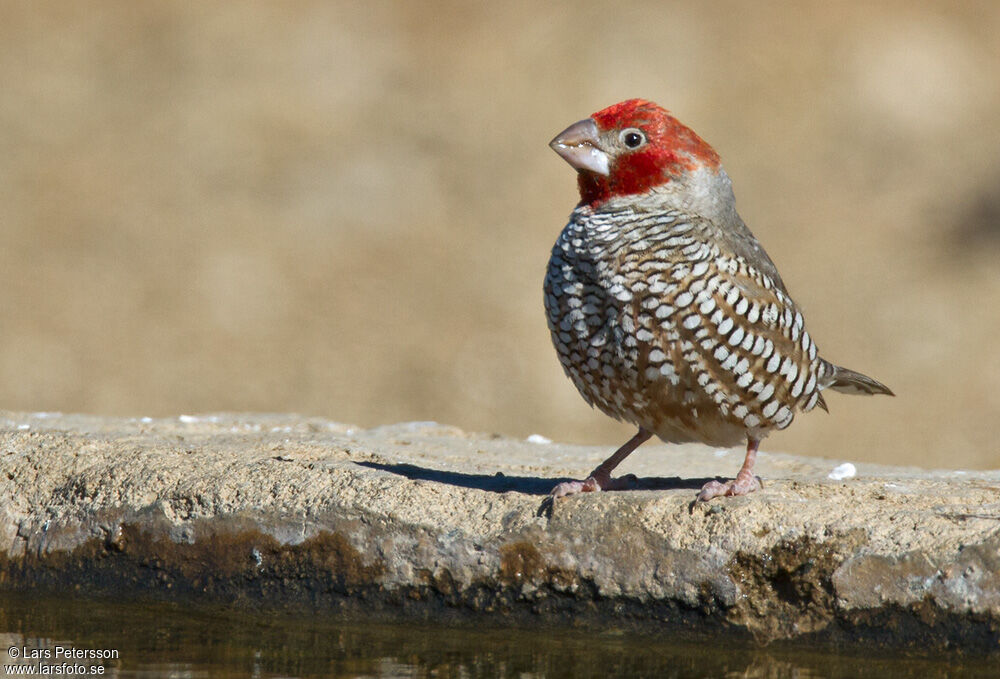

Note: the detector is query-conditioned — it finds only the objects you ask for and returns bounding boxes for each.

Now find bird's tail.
[820,361,895,396]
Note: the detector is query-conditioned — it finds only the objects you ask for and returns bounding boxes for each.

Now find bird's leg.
[697,437,763,502]
[550,428,652,498]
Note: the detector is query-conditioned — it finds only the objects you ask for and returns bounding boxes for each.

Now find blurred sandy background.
[2,1,999,469]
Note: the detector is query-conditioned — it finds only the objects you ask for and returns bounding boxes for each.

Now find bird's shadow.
[355,460,718,496]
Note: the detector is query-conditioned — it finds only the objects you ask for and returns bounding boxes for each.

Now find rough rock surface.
[1,412,998,651]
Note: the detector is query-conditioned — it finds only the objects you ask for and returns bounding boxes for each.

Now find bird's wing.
[709,212,790,296]
[625,222,829,429]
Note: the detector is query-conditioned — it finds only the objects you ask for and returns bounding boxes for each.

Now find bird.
[543,99,893,502]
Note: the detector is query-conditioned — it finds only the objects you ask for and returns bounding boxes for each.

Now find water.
[0,594,993,678]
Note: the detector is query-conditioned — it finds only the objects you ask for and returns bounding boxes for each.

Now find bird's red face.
[550,99,720,207]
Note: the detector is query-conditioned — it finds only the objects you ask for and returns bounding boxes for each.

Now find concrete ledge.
[2,412,999,651]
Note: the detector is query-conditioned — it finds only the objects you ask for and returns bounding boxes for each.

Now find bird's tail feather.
[821,361,894,396]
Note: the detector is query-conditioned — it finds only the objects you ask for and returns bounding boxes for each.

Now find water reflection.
[0,595,992,678]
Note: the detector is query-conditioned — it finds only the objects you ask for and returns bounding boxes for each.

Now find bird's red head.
[550,99,721,207]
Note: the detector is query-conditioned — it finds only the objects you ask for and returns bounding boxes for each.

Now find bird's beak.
[549,118,609,176]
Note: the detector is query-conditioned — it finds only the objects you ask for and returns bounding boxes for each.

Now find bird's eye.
[620,128,646,149]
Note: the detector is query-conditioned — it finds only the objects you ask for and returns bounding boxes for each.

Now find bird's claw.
[696,474,762,502]
[549,473,639,499]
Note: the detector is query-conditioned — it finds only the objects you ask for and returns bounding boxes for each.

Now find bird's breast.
[544,210,697,424]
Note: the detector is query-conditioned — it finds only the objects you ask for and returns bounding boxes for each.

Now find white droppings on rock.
[526,434,552,445]
[829,463,857,480]
[397,421,440,431]
[177,415,222,424]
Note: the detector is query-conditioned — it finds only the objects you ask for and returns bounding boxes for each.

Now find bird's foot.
[550,472,638,499]
[696,473,762,502]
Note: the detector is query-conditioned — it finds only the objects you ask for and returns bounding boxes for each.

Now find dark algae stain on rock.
[728,532,865,640]
[499,541,545,586]
[1,519,384,602]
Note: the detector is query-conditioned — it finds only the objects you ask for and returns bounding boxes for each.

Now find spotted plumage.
[544,99,893,501]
